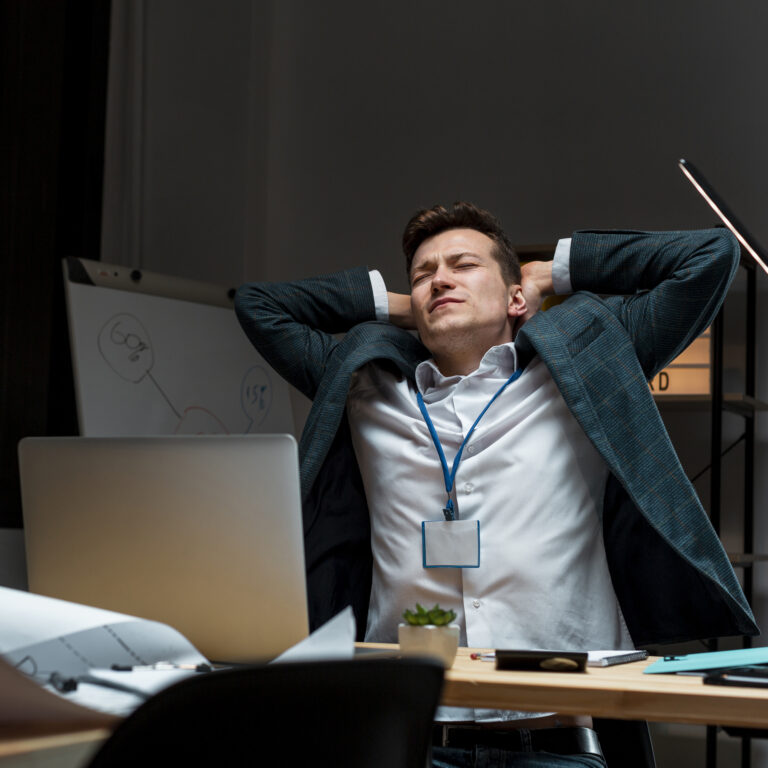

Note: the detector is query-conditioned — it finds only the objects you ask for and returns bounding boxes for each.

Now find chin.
[420,322,472,352]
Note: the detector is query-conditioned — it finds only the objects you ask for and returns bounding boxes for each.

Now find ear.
[506,284,526,319]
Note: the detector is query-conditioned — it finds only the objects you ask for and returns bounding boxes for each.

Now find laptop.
[18,434,309,663]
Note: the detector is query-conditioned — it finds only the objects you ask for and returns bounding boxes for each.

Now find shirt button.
[466,445,475,455]
[472,600,481,609]
[463,482,474,494]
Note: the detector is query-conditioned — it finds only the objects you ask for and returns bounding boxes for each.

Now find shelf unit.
[655,252,764,768]
[525,241,765,766]
[654,393,768,417]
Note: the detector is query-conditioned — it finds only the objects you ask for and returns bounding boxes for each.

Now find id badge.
[422,519,480,568]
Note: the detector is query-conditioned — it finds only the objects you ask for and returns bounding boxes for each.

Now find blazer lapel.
[299,322,427,499]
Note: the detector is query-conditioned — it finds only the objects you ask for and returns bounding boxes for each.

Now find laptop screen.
[19,434,309,663]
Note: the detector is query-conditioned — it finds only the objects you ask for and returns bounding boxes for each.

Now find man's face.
[409,228,523,364]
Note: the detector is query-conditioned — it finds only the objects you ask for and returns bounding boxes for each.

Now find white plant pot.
[397,623,460,668]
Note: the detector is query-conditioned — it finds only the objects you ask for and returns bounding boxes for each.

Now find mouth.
[429,298,463,313]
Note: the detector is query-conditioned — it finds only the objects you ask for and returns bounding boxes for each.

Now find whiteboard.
[64,259,292,436]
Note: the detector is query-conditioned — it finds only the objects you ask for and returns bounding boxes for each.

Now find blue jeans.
[433,746,608,768]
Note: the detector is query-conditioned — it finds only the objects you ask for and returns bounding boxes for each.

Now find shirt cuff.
[369,270,389,321]
[551,238,572,295]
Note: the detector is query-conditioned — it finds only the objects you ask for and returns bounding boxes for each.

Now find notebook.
[18,435,309,663]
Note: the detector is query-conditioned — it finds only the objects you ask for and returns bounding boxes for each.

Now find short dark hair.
[402,202,521,284]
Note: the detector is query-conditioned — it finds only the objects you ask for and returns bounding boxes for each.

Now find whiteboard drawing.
[241,365,273,431]
[98,313,229,433]
[65,268,293,437]
[97,314,154,384]
[175,406,229,435]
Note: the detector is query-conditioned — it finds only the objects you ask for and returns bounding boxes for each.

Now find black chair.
[592,718,656,768]
[87,657,444,768]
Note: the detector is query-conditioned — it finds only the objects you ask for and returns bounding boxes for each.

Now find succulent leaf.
[402,603,456,626]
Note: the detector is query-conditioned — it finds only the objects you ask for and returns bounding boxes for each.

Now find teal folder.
[644,647,768,674]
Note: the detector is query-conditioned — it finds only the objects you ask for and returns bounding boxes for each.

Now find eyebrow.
[411,251,481,272]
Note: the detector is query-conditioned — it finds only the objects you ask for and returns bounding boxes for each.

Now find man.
[236,202,757,767]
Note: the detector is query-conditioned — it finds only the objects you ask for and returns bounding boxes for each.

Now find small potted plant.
[398,603,460,668]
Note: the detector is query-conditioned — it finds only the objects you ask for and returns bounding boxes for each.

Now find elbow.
[715,228,740,271]
[234,283,263,331]
[234,283,253,312]
[703,228,740,288]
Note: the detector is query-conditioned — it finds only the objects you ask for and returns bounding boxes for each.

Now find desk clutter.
[644,646,768,688]
[644,646,768,675]
[0,587,356,732]
[469,649,647,670]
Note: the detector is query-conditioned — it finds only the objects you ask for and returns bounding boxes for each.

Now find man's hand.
[513,261,555,337]
[387,292,416,330]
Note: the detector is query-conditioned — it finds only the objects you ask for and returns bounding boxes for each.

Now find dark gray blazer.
[236,228,758,646]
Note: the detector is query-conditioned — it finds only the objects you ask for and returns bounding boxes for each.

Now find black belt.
[433,726,604,757]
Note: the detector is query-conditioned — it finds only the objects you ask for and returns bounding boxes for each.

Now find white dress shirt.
[347,242,633,721]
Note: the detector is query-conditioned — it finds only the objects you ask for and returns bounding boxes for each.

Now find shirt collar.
[415,342,519,395]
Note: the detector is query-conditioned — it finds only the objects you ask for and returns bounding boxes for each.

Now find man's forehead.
[411,228,495,267]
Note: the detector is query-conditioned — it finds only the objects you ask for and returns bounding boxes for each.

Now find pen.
[111,662,212,672]
[50,672,152,700]
[470,652,495,662]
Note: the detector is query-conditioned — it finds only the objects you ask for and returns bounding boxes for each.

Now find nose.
[431,263,454,292]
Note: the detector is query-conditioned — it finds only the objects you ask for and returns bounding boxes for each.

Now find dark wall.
[254,0,768,291]
[0,1,111,527]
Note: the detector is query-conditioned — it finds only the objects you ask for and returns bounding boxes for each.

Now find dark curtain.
[0,0,111,527]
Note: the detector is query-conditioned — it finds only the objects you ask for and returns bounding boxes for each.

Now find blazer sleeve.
[568,228,740,378]
[234,267,378,400]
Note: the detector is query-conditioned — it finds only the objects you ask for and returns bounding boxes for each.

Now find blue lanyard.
[416,368,522,521]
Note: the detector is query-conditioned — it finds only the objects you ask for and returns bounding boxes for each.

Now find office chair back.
[593,717,657,768]
[88,657,445,768]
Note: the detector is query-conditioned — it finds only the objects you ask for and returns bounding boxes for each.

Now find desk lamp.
[679,158,768,275]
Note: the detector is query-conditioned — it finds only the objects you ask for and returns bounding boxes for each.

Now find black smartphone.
[495,650,587,672]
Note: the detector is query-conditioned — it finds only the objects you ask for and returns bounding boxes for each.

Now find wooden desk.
[0,729,109,768]
[363,645,768,730]
[6,646,768,766]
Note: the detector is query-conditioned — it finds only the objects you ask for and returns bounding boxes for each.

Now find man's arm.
[570,228,740,378]
[385,292,416,329]
[518,229,739,379]
[513,260,555,338]
[234,267,377,400]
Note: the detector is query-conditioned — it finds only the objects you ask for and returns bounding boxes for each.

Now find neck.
[429,327,515,377]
